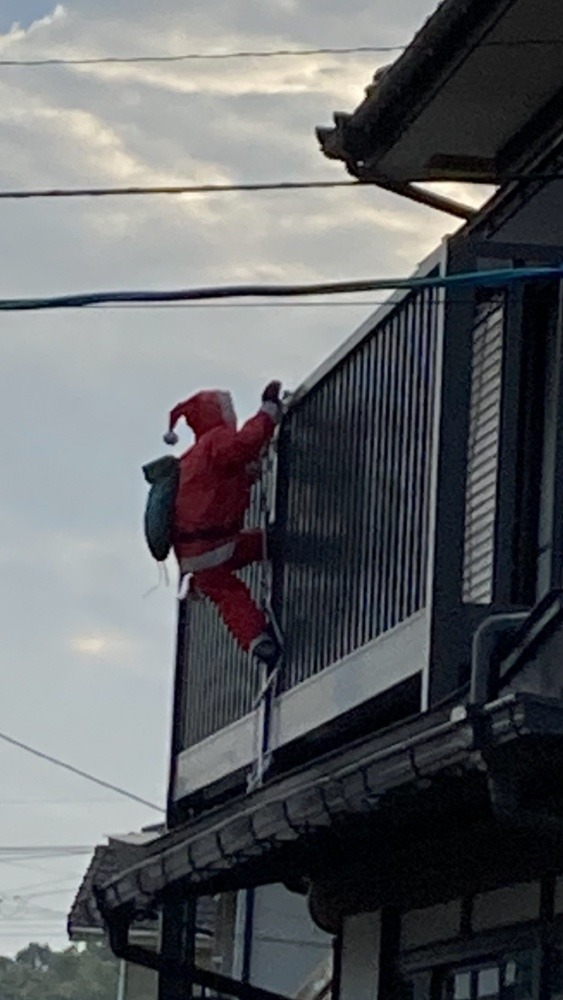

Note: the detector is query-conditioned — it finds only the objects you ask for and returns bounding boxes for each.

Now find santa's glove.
[261,381,283,421]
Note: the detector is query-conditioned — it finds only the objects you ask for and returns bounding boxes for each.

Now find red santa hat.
[163,400,189,446]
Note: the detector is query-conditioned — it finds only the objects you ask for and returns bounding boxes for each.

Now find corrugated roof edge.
[317,0,510,173]
[96,693,563,921]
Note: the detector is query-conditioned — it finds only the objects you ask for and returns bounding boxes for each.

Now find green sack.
[142,455,180,562]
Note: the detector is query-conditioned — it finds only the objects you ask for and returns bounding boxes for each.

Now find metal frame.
[173,610,426,801]
[167,596,189,828]
[537,280,563,596]
[173,245,445,800]
[427,235,563,706]
[397,879,563,1000]
[427,238,481,706]
[487,253,563,606]
[285,246,445,406]
[493,279,525,607]
[107,912,292,1000]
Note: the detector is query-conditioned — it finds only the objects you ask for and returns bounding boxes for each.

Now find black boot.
[250,628,282,668]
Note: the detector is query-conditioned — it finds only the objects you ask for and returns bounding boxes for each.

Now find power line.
[1,264,562,313]
[2,39,563,68]
[0,46,403,67]
[0,180,359,200]
[2,875,85,895]
[0,798,132,804]
[0,174,559,204]
[14,887,79,900]
[96,300,402,310]
[0,848,92,854]
[0,729,163,813]
[92,296,496,312]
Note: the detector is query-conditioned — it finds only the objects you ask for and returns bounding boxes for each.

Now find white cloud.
[0,4,66,45]
[68,629,139,665]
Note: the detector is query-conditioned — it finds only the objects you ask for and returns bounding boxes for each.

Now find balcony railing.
[178,488,263,751]
[276,284,440,690]
[177,276,442,755]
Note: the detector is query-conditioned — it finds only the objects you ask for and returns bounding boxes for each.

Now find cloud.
[68,629,140,667]
[0,3,66,41]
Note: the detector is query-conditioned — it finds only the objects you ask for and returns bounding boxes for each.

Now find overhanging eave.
[317,0,563,186]
[95,695,563,923]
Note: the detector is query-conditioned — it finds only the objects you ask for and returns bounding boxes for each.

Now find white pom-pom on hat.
[164,398,192,446]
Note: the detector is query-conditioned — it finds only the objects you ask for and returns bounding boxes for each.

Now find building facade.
[96,1,563,998]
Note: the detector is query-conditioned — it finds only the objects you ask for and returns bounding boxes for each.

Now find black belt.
[176,524,239,543]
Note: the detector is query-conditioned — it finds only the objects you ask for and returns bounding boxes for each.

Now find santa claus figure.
[163,381,283,668]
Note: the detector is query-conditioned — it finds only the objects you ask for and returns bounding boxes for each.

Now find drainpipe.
[242,890,255,985]
[116,960,127,1000]
[105,908,292,1000]
[469,612,529,705]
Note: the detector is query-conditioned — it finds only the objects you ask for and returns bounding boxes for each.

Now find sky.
[0,0,491,956]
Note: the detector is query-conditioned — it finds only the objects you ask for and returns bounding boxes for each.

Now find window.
[443,954,535,1000]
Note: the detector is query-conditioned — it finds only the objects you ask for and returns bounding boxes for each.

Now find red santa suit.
[164,389,280,654]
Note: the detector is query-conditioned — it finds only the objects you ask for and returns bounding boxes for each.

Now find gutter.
[370,178,475,220]
[98,711,476,917]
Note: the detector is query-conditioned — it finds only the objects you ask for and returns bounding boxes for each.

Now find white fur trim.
[218,392,236,427]
[180,541,235,573]
[260,401,280,422]
[177,574,192,601]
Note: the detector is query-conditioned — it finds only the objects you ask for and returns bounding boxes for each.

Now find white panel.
[174,713,256,800]
[249,885,332,996]
[275,611,426,749]
[174,610,426,800]
[340,912,381,1000]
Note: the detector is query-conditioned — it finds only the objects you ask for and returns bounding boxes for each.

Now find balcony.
[171,246,446,804]
[169,174,563,807]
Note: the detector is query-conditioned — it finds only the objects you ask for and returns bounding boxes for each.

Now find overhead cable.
[0,174,560,203]
[0,729,164,812]
[2,38,563,68]
[0,180,360,200]
[1,264,562,314]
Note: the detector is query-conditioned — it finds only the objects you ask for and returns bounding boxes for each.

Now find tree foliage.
[0,940,119,1000]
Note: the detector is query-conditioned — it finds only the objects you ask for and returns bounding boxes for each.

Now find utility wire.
[90,300,399,311]
[0,46,404,67]
[0,729,163,813]
[0,847,92,854]
[0,180,359,200]
[2,39,563,68]
[1,264,562,313]
[2,875,87,895]
[0,797,132,803]
[89,296,503,312]
[0,175,559,203]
